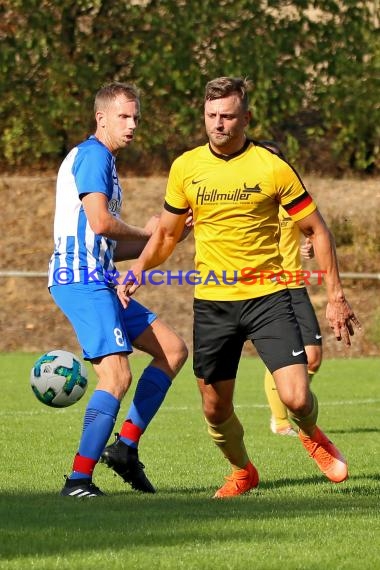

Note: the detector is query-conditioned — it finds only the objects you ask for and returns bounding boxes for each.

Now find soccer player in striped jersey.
[119,77,361,498]
[48,82,188,498]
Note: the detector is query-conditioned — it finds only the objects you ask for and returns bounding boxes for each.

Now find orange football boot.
[213,461,259,499]
[299,426,348,483]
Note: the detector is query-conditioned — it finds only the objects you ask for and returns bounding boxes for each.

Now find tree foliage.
[0,0,378,174]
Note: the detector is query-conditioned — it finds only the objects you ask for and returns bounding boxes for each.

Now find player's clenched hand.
[116,268,142,309]
[300,237,314,259]
[326,297,361,346]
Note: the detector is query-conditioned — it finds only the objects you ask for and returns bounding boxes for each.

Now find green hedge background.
[1,0,379,175]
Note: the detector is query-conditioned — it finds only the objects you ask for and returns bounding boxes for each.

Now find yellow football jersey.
[164,140,316,300]
[278,206,306,289]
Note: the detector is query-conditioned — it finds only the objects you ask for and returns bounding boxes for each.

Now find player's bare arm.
[114,210,193,262]
[116,210,188,308]
[114,215,161,261]
[297,210,361,346]
[114,240,151,261]
[82,192,152,241]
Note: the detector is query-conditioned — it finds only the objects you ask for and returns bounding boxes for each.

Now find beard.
[208,130,232,149]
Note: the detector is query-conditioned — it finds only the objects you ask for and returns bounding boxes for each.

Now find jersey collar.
[208,138,251,161]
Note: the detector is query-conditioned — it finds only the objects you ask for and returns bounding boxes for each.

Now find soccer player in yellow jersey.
[119,77,361,498]
[258,139,323,436]
[266,208,323,435]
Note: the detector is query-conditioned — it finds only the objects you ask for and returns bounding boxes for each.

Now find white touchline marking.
[162,399,380,410]
[1,399,379,417]
[237,399,380,408]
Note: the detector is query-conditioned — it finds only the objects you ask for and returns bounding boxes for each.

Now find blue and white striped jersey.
[48,136,122,287]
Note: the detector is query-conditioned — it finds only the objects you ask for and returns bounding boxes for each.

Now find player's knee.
[166,336,188,374]
[95,374,132,401]
[283,388,310,415]
[176,337,189,368]
[92,355,132,399]
[202,398,233,425]
[308,360,321,374]
[110,369,133,399]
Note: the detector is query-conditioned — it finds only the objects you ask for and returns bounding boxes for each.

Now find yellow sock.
[206,412,249,470]
[264,368,290,430]
[289,391,318,436]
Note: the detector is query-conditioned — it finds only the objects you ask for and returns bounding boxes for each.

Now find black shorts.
[288,288,322,347]
[193,289,307,384]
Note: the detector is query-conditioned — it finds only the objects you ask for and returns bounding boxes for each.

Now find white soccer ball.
[30,350,88,408]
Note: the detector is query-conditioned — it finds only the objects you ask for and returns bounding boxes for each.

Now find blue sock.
[119,366,171,448]
[70,390,120,480]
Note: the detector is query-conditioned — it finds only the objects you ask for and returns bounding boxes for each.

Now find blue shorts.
[50,282,157,360]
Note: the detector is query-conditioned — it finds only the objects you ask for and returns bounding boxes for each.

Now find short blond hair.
[94,82,139,114]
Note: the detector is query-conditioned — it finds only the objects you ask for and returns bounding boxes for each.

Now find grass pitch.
[0,353,379,569]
